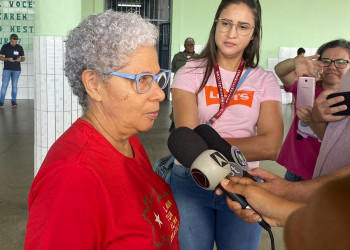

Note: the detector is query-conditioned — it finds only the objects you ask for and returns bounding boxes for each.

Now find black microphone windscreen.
[194,124,233,162]
[167,127,208,168]
[194,124,254,179]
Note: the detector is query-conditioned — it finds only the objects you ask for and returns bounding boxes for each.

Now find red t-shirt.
[25,119,180,249]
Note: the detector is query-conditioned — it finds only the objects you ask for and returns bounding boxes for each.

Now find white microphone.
[168,127,250,208]
[191,149,243,190]
[168,126,272,232]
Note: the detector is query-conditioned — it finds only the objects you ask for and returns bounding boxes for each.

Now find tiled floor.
[0,99,294,250]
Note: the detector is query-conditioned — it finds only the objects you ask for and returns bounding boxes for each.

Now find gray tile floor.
[0,99,294,250]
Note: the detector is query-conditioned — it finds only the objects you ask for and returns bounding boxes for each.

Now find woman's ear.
[81,69,103,102]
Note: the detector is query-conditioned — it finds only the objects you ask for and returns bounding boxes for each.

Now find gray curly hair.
[64,10,159,109]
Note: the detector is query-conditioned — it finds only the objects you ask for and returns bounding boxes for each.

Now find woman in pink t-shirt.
[169,1,283,249]
[275,39,350,182]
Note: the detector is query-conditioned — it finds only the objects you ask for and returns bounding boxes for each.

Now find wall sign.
[0,0,35,50]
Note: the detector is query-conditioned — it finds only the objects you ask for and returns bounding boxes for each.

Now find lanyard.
[208,58,245,125]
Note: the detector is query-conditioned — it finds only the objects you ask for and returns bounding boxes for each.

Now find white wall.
[34,36,82,174]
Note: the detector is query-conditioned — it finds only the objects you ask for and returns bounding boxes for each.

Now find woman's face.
[320,47,350,86]
[215,3,255,60]
[100,46,165,136]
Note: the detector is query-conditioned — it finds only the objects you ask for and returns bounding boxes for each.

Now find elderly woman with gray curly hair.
[24,11,179,250]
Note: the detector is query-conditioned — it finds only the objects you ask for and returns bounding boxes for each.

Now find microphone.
[168,127,262,214]
[167,127,271,232]
[168,127,243,184]
[167,126,208,169]
[168,127,246,201]
[194,124,254,179]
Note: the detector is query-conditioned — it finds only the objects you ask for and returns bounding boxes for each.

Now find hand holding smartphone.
[326,91,350,116]
[296,77,316,107]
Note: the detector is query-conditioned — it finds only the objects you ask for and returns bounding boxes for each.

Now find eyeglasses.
[215,18,254,36]
[320,58,350,69]
[108,69,171,94]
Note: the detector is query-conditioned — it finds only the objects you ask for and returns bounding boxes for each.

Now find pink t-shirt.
[277,81,323,179]
[171,59,281,169]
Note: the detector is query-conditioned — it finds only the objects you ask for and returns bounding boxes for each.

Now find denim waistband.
[172,163,191,176]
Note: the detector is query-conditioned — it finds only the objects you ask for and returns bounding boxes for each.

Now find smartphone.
[326,91,350,116]
[296,77,316,107]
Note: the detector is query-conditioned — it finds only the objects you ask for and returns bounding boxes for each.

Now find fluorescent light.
[117,4,141,7]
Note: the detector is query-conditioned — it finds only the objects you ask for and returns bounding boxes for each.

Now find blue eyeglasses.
[108,69,171,94]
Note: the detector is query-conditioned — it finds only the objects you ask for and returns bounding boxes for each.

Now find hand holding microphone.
[218,177,302,228]
[167,127,271,230]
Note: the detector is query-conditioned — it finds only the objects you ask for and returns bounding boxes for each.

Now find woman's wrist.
[275,58,296,76]
[290,58,297,70]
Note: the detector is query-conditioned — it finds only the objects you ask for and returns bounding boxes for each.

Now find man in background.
[297,47,306,57]
[0,33,25,109]
[169,37,198,131]
[171,37,198,73]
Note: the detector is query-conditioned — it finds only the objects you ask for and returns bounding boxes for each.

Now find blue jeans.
[284,170,305,182]
[1,70,21,103]
[170,163,262,250]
